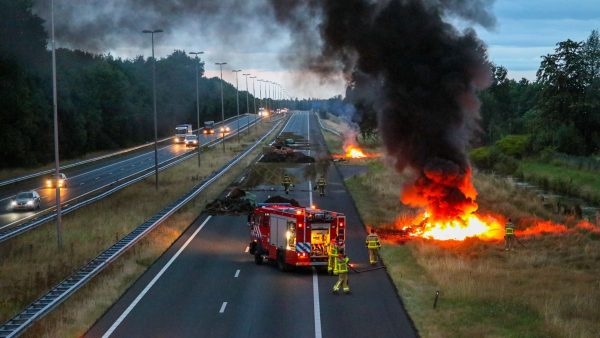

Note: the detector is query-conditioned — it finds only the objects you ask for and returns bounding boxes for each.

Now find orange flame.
[346,145,367,158]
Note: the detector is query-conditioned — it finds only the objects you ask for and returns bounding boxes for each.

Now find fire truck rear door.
[269,215,288,248]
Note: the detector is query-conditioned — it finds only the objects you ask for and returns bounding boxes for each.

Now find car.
[219,126,231,134]
[46,173,67,188]
[10,191,41,211]
[184,134,199,147]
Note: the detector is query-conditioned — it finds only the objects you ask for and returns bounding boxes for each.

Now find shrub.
[495,134,531,158]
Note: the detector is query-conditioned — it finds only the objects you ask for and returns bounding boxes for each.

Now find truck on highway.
[174,124,193,143]
[202,121,215,135]
[248,204,346,271]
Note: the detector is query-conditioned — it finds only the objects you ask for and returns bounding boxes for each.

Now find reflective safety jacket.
[328,243,339,257]
[317,177,326,187]
[334,256,350,274]
[282,176,292,185]
[505,222,515,236]
[365,233,381,249]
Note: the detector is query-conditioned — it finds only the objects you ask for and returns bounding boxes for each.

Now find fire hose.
[350,265,386,273]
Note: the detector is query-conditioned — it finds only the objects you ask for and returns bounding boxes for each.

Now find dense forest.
[0,1,327,169]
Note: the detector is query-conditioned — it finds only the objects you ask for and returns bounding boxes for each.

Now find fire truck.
[248,204,346,271]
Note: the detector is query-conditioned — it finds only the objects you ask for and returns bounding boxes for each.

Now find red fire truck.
[248,204,346,271]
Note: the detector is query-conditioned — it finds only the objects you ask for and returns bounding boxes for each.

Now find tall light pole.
[50,0,62,249]
[142,29,163,190]
[250,76,257,115]
[257,79,263,114]
[243,73,251,134]
[215,62,227,152]
[189,51,204,167]
[232,69,241,142]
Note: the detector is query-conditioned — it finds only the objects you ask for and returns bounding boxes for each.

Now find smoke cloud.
[34,0,494,216]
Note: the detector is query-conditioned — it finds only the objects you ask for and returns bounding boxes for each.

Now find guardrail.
[0,116,262,243]
[316,114,342,136]
[0,115,285,338]
[0,114,253,188]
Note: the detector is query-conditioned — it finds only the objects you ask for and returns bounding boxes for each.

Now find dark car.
[11,191,41,211]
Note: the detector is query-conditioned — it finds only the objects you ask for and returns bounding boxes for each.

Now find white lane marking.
[95,177,100,180]
[80,182,84,186]
[307,111,322,338]
[244,246,249,253]
[313,269,322,338]
[219,302,228,313]
[102,216,213,338]
[234,269,240,278]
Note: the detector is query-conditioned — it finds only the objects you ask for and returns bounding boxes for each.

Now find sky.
[42,0,600,99]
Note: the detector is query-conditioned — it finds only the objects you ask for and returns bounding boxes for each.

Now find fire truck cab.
[248,204,346,271]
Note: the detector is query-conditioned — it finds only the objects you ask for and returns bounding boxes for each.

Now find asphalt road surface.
[85,111,416,338]
[0,115,258,232]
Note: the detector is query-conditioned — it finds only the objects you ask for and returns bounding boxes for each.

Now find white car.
[184,134,199,147]
[11,191,41,211]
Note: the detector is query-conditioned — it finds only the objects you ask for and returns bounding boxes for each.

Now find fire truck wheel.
[277,251,290,272]
[254,253,263,265]
[249,242,257,255]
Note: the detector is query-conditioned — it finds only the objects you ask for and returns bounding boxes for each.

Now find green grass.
[518,160,600,204]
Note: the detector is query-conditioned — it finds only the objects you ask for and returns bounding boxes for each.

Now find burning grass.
[0,120,282,337]
[343,157,600,337]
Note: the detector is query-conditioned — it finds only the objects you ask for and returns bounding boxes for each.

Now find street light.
[50,0,62,249]
[257,79,265,116]
[189,51,204,167]
[142,28,163,190]
[243,73,251,135]
[250,76,257,116]
[215,62,227,152]
[232,69,241,142]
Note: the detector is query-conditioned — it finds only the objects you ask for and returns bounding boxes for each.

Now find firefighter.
[505,218,516,251]
[327,238,340,275]
[281,174,293,194]
[316,176,327,197]
[332,250,350,294]
[365,228,381,265]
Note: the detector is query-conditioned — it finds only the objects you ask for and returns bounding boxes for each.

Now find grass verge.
[518,159,600,205]
[0,119,283,337]
[327,134,600,337]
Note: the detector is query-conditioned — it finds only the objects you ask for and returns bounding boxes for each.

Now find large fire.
[335,144,381,159]
[392,165,600,241]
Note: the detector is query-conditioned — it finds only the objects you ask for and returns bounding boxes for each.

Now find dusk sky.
[43,0,600,99]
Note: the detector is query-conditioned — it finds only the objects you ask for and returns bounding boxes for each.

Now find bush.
[470,146,519,174]
[470,146,495,170]
[495,134,531,158]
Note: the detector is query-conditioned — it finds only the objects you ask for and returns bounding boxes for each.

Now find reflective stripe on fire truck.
[296,242,311,253]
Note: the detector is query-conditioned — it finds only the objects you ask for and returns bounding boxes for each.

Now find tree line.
[0,0,261,168]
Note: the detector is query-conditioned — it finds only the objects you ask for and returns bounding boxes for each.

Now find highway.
[86,112,416,338]
[0,115,258,233]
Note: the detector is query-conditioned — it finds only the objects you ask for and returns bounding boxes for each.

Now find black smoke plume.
[268,0,494,217]
[33,0,494,215]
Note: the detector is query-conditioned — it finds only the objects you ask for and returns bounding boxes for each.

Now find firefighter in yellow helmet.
[332,249,350,294]
[281,174,293,194]
[327,236,341,275]
[316,176,327,197]
[365,228,381,265]
[505,218,516,251]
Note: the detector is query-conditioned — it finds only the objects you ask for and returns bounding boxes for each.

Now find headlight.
[46,180,51,186]
[10,201,16,206]
[26,200,34,206]
[203,130,207,134]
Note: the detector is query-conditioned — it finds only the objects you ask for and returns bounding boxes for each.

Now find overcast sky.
[47,0,600,99]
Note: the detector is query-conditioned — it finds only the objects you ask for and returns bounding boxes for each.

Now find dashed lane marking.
[219,302,228,314]
[234,270,240,278]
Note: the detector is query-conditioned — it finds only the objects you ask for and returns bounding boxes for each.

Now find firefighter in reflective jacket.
[316,176,327,197]
[327,239,340,275]
[505,218,516,251]
[365,228,381,265]
[333,250,350,294]
[282,175,293,194]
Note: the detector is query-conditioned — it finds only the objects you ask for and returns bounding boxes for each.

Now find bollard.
[433,290,440,309]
